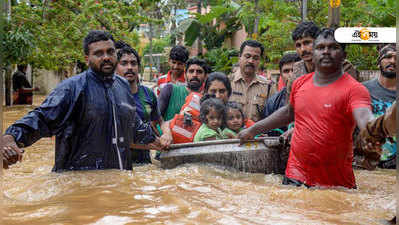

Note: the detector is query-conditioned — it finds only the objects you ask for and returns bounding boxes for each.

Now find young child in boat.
[194,95,225,142]
[222,101,255,139]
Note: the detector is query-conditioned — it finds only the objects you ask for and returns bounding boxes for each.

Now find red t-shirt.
[157,71,186,95]
[287,72,370,188]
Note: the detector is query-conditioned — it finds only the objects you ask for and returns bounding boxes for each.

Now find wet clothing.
[131,85,160,164]
[287,72,370,188]
[134,85,160,123]
[362,78,396,168]
[12,70,33,104]
[194,124,224,142]
[263,87,288,136]
[286,59,359,98]
[361,101,397,141]
[358,101,397,168]
[158,83,189,121]
[5,69,155,172]
[157,71,185,95]
[229,69,275,122]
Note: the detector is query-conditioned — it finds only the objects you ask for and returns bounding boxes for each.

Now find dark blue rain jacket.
[5,69,155,172]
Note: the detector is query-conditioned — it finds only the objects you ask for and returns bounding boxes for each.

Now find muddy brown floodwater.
[2,95,396,225]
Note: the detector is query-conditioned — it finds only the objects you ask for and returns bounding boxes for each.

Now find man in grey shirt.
[362,44,396,169]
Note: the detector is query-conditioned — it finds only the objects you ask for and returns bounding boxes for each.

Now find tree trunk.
[0,69,3,132]
[196,0,202,56]
[5,65,12,106]
[302,0,307,22]
[328,4,340,29]
[252,0,259,39]
[148,23,155,81]
[170,6,177,46]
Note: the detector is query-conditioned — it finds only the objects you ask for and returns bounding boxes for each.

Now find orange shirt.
[157,71,185,95]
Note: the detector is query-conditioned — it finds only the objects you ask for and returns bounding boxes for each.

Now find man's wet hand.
[281,127,293,143]
[238,128,255,145]
[148,137,167,151]
[159,133,172,149]
[2,135,24,169]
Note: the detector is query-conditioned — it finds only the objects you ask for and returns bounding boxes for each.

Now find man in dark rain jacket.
[1,30,163,172]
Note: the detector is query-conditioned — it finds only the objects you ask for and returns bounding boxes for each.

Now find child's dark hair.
[225,101,245,121]
[199,97,226,124]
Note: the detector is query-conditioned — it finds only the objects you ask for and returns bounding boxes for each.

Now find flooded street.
[2,96,396,225]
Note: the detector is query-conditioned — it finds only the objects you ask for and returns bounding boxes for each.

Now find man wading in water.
[115,45,173,164]
[238,28,375,188]
[1,30,166,171]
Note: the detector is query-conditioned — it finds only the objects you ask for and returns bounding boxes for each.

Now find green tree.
[10,0,143,71]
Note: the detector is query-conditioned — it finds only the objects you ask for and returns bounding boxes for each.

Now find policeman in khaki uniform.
[230,40,275,122]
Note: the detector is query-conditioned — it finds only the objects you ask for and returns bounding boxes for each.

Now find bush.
[203,48,239,74]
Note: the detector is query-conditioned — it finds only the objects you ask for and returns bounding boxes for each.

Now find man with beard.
[230,40,275,122]
[281,22,359,139]
[286,22,359,97]
[157,45,189,95]
[358,100,397,225]
[1,30,164,171]
[360,44,396,169]
[158,57,211,122]
[238,28,374,188]
[115,45,172,164]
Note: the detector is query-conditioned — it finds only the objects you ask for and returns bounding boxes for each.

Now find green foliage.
[238,0,395,70]
[8,0,143,70]
[143,36,170,55]
[204,48,239,74]
[183,19,201,47]
[5,0,396,72]
[346,44,379,70]
[183,1,241,50]
[1,26,34,66]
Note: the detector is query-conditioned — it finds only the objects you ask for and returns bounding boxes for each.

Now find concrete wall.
[33,69,63,95]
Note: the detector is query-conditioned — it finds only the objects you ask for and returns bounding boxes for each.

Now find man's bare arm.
[238,104,295,143]
[353,107,374,130]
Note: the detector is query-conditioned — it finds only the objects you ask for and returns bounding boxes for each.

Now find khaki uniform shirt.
[229,69,275,122]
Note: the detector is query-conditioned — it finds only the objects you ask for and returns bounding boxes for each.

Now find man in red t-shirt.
[157,45,189,95]
[238,28,374,189]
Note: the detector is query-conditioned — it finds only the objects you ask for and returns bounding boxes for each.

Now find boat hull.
[160,138,287,174]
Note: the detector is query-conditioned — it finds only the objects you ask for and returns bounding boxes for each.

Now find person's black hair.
[225,101,245,122]
[291,21,320,41]
[169,45,189,63]
[199,97,226,124]
[279,52,301,72]
[204,72,232,98]
[17,64,27,72]
[185,57,212,74]
[315,28,346,51]
[83,30,115,55]
[117,46,141,67]
[115,40,131,50]
[239,40,264,57]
